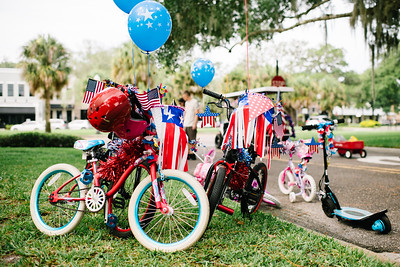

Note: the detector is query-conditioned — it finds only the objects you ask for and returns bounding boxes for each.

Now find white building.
[0,68,76,124]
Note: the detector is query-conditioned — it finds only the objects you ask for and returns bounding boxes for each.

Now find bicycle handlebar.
[203,88,224,100]
[203,88,234,120]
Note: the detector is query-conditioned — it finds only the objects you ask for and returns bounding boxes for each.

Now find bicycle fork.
[150,164,173,215]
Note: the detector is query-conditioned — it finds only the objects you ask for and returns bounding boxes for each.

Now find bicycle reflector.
[80,169,93,185]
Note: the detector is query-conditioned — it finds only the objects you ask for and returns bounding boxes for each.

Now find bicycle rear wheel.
[30,164,86,236]
[242,162,267,215]
[128,170,209,252]
[108,165,150,238]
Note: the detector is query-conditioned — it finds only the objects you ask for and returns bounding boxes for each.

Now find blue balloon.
[113,0,143,14]
[191,59,215,87]
[127,1,172,52]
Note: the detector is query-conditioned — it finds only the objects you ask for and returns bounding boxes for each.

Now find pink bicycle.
[278,140,316,203]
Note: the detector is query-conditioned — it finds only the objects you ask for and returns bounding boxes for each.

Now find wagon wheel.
[344,150,352,159]
[360,149,367,158]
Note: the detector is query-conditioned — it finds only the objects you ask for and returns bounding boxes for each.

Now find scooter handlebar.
[301,125,318,131]
[333,118,345,124]
[301,118,345,131]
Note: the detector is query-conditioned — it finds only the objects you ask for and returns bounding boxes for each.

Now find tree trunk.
[45,90,51,133]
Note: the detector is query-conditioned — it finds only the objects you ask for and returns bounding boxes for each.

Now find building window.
[0,84,3,97]
[19,84,25,97]
[8,84,14,97]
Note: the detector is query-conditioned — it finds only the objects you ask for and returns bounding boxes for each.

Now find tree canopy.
[157,0,399,66]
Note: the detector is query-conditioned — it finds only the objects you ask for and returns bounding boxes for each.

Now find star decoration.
[164,107,175,120]
[146,21,153,28]
[142,9,154,21]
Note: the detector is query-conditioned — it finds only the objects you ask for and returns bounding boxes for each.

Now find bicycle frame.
[283,153,311,195]
[48,138,171,216]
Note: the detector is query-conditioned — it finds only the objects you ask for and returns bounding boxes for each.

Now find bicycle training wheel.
[302,174,316,202]
[278,169,295,194]
[108,165,150,238]
[242,162,267,215]
[128,170,209,252]
[30,164,87,236]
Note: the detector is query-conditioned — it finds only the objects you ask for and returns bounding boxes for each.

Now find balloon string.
[245,0,250,90]
[147,52,150,91]
[131,43,136,87]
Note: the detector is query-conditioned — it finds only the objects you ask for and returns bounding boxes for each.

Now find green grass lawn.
[0,147,393,266]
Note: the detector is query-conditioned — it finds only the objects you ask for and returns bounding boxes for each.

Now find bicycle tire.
[278,169,295,194]
[302,174,316,202]
[262,192,281,208]
[242,162,267,215]
[30,164,86,236]
[207,166,228,221]
[128,170,209,252]
[108,165,150,238]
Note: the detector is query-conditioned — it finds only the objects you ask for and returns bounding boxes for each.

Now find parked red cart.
[333,135,367,159]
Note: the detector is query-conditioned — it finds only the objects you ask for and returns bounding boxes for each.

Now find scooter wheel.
[322,195,336,218]
[372,214,391,234]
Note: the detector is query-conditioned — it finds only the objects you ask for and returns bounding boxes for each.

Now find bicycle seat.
[73,140,105,151]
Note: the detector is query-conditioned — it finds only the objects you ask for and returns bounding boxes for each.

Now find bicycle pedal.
[106,214,117,228]
[113,196,125,209]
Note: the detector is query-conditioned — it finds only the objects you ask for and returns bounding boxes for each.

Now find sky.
[0,0,371,76]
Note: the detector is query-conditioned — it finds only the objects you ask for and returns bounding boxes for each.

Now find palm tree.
[20,35,70,133]
[112,42,153,88]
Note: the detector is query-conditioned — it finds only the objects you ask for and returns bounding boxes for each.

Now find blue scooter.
[302,120,391,234]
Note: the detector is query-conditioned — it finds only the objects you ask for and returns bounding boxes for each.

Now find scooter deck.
[333,207,387,221]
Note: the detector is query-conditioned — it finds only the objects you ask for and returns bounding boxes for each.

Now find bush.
[359,120,381,127]
[0,132,80,147]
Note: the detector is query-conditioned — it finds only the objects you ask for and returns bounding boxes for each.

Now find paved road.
[192,132,400,261]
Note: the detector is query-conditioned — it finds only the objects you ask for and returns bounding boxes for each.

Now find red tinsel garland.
[98,137,146,182]
[229,162,249,191]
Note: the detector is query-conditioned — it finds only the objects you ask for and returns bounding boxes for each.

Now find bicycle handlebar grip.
[301,125,318,131]
[203,88,223,100]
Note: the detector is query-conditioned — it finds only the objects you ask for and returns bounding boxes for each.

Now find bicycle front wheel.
[128,170,209,252]
[30,164,86,236]
[278,169,295,194]
[207,165,228,221]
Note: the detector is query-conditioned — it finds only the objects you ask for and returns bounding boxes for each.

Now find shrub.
[0,132,80,147]
[359,120,381,127]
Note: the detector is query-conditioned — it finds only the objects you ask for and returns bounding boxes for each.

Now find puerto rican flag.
[151,105,188,171]
[83,79,105,104]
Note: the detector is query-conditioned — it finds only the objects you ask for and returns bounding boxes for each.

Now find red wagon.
[333,136,367,159]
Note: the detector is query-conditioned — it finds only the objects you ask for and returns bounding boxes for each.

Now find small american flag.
[83,79,106,104]
[136,88,161,110]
